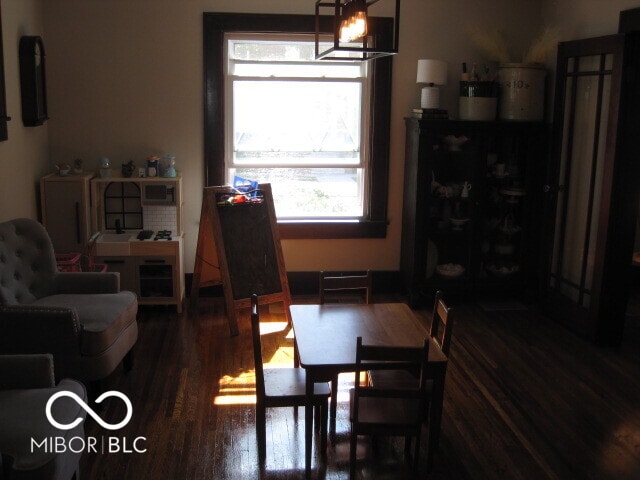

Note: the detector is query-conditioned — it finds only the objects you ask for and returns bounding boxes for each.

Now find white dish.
[500,187,526,197]
[450,217,470,227]
[486,263,520,277]
[436,263,465,278]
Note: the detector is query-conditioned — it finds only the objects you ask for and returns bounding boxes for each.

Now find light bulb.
[339,19,351,42]
[353,11,367,39]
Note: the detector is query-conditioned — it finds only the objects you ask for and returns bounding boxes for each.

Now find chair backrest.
[250,294,266,402]
[430,290,454,356]
[352,336,430,415]
[319,270,372,304]
[0,218,58,305]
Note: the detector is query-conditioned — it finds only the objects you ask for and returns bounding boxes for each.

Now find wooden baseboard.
[185,270,402,297]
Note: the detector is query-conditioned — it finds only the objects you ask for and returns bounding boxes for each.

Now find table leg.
[294,338,300,368]
[427,368,446,471]
[330,377,338,445]
[305,371,314,477]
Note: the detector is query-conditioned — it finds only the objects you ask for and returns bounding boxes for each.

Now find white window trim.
[223,32,373,220]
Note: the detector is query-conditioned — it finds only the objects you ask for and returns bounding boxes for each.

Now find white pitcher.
[461,181,472,198]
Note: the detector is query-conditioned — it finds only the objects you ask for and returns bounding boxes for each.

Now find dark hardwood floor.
[79,294,640,479]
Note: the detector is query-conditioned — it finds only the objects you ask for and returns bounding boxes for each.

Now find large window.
[226,34,370,219]
[204,13,392,238]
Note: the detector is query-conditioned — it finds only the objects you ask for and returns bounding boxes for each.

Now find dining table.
[290,302,448,476]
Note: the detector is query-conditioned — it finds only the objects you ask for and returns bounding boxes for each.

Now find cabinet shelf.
[400,118,548,306]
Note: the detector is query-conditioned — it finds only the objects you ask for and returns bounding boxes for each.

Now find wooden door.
[541,33,640,346]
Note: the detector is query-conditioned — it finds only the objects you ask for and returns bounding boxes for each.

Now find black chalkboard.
[193,184,291,336]
[217,193,282,299]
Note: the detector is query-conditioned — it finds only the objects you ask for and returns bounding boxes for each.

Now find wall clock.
[19,36,48,126]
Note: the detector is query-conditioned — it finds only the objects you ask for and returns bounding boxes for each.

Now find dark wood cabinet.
[400,118,548,306]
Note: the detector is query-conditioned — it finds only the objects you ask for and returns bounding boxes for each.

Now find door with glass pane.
[541,33,640,346]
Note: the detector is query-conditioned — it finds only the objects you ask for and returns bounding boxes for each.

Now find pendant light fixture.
[315,0,400,61]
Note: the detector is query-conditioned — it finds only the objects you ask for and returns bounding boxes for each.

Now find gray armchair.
[0,354,86,480]
[0,218,138,383]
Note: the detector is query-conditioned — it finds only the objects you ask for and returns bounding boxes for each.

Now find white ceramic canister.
[498,63,546,121]
[458,81,498,121]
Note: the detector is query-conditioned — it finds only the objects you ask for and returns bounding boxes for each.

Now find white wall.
[7,1,636,273]
[37,0,543,273]
[543,0,640,41]
[0,0,49,221]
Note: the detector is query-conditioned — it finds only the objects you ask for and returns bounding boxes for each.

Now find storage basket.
[55,252,82,272]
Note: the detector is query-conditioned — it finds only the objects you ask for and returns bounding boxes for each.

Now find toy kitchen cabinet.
[91,174,185,312]
[40,172,94,254]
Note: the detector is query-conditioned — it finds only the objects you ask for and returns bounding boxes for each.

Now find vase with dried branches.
[469,27,559,121]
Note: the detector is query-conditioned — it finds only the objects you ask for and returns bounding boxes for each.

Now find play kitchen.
[90,174,185,312]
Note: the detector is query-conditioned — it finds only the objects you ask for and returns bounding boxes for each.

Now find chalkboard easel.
[192,184,291,336]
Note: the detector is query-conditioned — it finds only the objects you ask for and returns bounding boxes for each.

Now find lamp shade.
[416,59,448,85]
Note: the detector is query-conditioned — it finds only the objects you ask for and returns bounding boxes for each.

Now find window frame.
[204,13,392,239]
[225,32,371,220]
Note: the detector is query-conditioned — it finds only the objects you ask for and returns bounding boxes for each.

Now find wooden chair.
[368,290,454,390]
[318,270,372,444]
[429,290,454,356]
[250,294,331,463]
[349,336,430,479]
[319,270,373,304]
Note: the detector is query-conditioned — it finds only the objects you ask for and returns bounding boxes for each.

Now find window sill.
[278,220,388,239]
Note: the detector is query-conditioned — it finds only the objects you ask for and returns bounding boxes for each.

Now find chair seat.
[264,367,330,400]
[33,291,138,356]
[368,369,434,393]
[349,388,422,426]
[0,379,86,473]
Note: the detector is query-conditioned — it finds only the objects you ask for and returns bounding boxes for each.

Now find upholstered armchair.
[0,354,86,480]
[0,218,138,383]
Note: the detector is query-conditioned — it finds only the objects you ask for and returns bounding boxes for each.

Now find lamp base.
[421,86,440,109]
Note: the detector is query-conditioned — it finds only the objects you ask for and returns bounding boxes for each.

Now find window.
[204,13,392,238]
[226,34,370,219]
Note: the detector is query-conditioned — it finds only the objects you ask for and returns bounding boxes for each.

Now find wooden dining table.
[290,302,448,476]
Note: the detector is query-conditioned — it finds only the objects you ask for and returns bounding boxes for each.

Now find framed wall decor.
[0,5,10,140]
[19,36,48,126]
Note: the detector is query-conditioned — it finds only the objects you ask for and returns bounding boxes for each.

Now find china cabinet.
[400,118,547,306]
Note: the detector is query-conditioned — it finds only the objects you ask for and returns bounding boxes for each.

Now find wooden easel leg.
[189,271,201,312]
[227,305,239,337]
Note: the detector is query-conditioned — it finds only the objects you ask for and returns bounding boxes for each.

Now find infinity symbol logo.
[46,390,133,431]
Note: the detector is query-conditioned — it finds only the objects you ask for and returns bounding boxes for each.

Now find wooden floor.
[79,295,640,479]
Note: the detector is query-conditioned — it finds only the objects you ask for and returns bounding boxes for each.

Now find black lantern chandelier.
[315,0,400,61]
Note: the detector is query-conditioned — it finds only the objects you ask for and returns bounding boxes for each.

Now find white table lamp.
[417,59,448,109]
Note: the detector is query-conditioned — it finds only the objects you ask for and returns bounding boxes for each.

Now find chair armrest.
[0,354,55,389]
[52,271,120,294]
[0,305,82,357]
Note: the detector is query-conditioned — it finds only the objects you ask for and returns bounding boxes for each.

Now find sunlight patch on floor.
[214,371,257,405]
[258,321,288,335]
